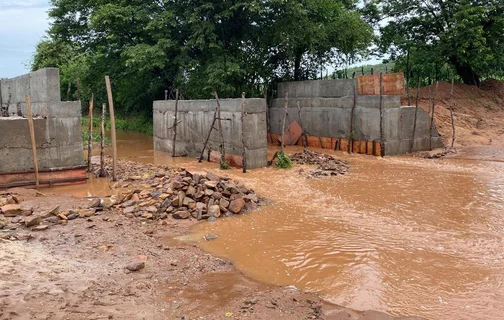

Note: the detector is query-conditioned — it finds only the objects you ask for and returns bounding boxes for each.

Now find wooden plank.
[241,92,247,173]
[25,95,39,189]
[87,94,94,172]
[104,76,117,181]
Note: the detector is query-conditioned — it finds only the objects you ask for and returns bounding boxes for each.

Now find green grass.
[220,160,231,170]
[82,115,153,136]
[82,130,111,145]
[276,152,292,169]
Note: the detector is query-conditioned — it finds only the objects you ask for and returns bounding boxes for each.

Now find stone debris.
[109,168,263,221]
[416,147,458,159]
[0,160,265,237]
[125,261,145,272]
[290,150,349,178]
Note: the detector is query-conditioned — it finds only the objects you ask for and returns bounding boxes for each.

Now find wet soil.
[3,127,504,320]
[0,189,414,320]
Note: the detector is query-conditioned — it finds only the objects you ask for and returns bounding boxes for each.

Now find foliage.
[32,0,373,118]
[365,0,504,85]
[276,152,292,169]
[82,115,153,136]
[82,130,111,146]
[220,160,231,170]
[331,62,395,79]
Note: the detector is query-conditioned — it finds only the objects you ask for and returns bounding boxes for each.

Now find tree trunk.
[294,49,303,81]
[449,56,480,86]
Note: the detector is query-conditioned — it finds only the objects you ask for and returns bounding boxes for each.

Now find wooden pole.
[264,86,271,143]
[429,81,439,150]
[213,91,227,167]
[100,103,106,177]
[241,92,247,173]
[87,94,94,172]
[349,80,357,153]
[449,76,456,147]
[410,76,422,153]
[199,108,218,163]
[281,91,288,154]
[171,89,179,157]
[25,95,39,189]
[379,73,385,157]
[105,75,117,181]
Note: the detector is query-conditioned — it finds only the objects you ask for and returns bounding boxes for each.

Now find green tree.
[368,0,504,85]
[33,0,373,116]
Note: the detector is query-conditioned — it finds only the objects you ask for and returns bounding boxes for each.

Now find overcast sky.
[0,0,50,78]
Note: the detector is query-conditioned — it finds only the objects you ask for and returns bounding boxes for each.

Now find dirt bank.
[402,78,504,148]
[0,163,421,320]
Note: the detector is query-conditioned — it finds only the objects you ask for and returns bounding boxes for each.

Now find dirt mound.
[480,78,504,100]
[403,79,504,148]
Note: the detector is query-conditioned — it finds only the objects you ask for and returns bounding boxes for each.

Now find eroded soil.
[0,183,415,320]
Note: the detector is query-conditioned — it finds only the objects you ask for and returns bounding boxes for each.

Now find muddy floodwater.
[53,130,504,319]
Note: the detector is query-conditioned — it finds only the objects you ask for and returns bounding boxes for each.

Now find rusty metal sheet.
[357,72,404,96]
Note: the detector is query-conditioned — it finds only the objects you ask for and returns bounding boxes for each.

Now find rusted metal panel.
[357,72,404,96]
[0,166,87,189]
[286,120,303,145]
[320,137,332,149]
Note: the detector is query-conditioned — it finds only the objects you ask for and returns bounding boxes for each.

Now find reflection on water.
[191,148,504,320]
[52,130,504,319]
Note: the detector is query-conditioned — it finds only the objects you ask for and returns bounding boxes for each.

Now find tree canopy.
[32,0,373,115]
[366,0,504,85]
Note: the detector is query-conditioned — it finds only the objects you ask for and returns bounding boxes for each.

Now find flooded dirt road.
[53,131,504,319]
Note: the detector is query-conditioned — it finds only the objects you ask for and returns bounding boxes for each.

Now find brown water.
[51,131,504,319]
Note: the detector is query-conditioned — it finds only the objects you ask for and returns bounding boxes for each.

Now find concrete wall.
[278,79,355,98]
[153,98,268,168]
[270,79,443,155]
[0,68,84,173]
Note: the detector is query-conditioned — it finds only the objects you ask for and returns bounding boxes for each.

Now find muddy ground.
[0,178,421,320]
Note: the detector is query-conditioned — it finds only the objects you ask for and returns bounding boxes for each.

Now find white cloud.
[0,0,50,78]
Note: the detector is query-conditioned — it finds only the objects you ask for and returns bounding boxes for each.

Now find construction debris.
[290,150,350,178]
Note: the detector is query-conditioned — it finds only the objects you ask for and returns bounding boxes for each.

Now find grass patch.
[82,115,153,136]
[276,152,292,169]
[220,160,231,170]
[82,131,111,145]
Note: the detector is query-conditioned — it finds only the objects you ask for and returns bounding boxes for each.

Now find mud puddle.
[190,148,504,320]
[50,130,504,319]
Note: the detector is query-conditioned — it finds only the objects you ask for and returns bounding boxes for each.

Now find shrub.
[276,152,292,169]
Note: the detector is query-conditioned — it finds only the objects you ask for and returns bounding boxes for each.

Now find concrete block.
[384,107,401,141]
[153,98,267,168]
[29,68,61,103]
[0,118,48,149]
[353,106,380,141]
[0,147,35,173]
[12,74,30,104]
[46,117,82,147]
[38,143,84,169]
[277,79,355,98]
[357,95,401,108]
[48,101,81,118]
